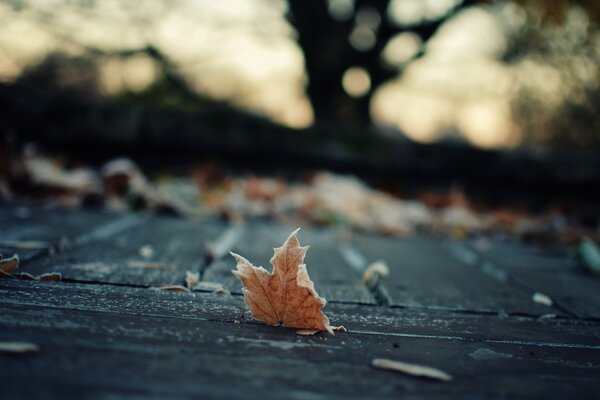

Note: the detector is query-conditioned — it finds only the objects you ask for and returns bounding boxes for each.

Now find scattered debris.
[13,271,62,281]
[577,237,600,275]
[371,358,453,382]
[532,292,554,306]
[232,228,336,334]
[37,272,62,282]
[206,226,243,260]
[0,254,19,278]
[362,261,390,288]
[233,319,241,324]
[185,271,200,289]
[156,285,189,292]
[0,341,40,354]
[138,244,155,259]
[3,145,598,245]
[23,148,101,195]
[296,329,320,336]
[0,271,16,279]
[332,325,348,333]
[18,272,37,280]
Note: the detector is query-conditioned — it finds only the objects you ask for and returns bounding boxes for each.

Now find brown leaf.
[38,272,62,282]
[231,228,334,334]
[0,254,19,274]
[371,358,453,382]
[157,285,189,292]
[19,272,37,281]
[0,271,16,279]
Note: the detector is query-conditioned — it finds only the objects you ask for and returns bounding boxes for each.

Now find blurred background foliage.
[0,0,599,150]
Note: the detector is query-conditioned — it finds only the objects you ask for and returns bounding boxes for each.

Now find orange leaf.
[231,228,334,334]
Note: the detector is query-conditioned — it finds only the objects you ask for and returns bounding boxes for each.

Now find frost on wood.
[231,228,334,334]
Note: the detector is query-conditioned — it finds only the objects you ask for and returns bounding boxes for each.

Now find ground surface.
[1,203,599,399]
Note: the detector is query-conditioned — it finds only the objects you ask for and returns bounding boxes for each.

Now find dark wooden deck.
[1,204,599,399]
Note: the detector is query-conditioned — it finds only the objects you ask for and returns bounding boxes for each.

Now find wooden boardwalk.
[1,204,599,399]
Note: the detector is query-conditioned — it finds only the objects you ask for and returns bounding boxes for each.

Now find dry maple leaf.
[231,228,334,334]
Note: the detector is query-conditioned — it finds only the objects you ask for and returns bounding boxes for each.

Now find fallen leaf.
[0,271,16,279]
[0,254,19,277]
[232,228,334,334]
[185,271,200,289]
[332,325,347,333]
[19,272,37,280]
[577,237,600,275]
[296,329,320,336]
[362,261,390,288]
[38,272,62,282]
[213,288,231,295]
[138,244,155,259]
[0,341,39,354]
[157,285,189,292]
[24,151,101,194]
[371,358,453,382]
[532,292,553,306]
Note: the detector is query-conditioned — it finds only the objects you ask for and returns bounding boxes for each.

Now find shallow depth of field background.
[1,0,599,151]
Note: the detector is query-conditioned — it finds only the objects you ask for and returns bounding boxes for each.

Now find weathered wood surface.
[353,234,559,316]
[19,213,225,287]
[0,204,120,261]
[2,204,600,399]
[203,223,375,304]
[466,238,600,319]
[2,280,600,400]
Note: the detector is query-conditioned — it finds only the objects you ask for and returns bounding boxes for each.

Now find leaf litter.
[2,144,597,245]
[371,358,453,382]
[0,342,40,354]
[0,254,19,278]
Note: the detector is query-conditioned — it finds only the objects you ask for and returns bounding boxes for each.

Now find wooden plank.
[352,234,558,316]
[202,223,375,304]
[471,239,600,319]
[20,214,225,287]
[468,237,577,272]
[2,280,599,349]
[0,204,118,261]
[1,280,599,400]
